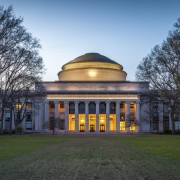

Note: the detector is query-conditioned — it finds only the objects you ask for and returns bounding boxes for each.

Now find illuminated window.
[99,114,106,132]
[130,123,136,131]
[79,114,85,132]
[69,114,75,131]
[120,121,125,131]
[16,103,22,110]
[89,114,96,132]
[26,103,32,110]
[110,114,116,131]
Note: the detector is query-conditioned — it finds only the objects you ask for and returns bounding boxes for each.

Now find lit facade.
[2,53,179,133]
[34,53,148,133]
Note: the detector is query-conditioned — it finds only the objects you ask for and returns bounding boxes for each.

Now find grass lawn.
[0,135,180,180]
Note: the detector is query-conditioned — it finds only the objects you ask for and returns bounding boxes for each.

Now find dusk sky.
[1,0,180,81]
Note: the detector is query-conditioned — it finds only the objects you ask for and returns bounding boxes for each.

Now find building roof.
[64,53,120,65]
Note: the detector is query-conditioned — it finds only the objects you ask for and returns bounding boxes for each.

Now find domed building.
[33,53,150,134]
[58,53,127,81]
[2,53,177,134]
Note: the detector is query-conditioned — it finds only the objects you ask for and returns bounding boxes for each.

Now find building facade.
[34,53,149,133]
[1,53,179,133]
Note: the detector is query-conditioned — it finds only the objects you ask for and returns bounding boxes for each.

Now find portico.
[44,94,141,133]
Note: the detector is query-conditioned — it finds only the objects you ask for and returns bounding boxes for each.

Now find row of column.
[44,100,141,133]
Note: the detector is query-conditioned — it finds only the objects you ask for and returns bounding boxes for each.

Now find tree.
[0,6,44,134]
[42,116,58,135]
[136,18,180,134]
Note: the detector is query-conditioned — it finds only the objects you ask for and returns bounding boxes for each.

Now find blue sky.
[1,0,180,81]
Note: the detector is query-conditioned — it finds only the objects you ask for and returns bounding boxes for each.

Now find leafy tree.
[0,6,44,134]
[136,18,180,134]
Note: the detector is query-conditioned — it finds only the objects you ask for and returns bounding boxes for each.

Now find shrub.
[15,125,23,134]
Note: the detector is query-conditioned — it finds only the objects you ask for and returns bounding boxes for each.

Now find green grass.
[0,135,180,180]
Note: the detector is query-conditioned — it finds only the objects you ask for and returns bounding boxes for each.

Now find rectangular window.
[120,121,125,131]
[26,112,32,122]
[16,103,22,110]
[60,102,64,109]
[26,102,32,110]
[175,112,180,121]
[69,115,75,131]
[69,102,75,114]
[110,102,116,114]
[130,123,136,131]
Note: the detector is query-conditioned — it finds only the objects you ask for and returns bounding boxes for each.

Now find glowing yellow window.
[120,121,125,131]
[69,115,75,131]
[16,103,22,110]
[130,124,136,131]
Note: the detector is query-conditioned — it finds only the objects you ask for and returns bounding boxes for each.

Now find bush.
[3,129,9,134]
[15,125,23,134]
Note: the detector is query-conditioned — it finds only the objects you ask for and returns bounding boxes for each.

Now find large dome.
[64,53,119,65]
[58,53,127,81]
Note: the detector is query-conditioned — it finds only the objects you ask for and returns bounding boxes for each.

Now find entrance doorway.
[89,114,96,132]
[80,124,85,132]
[100,124,105,132]
[90,124,95,132]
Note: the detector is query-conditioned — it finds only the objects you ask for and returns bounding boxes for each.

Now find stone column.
[106,101,110,132]
[21,101,26,129]
[55,101,59,120]
[31,102,35,131]
[55,101,59,132]
[96,101,100,132]
[136,101,141,133]
[11,109,15,130]
[75,101,79,132]
[34,101,39,131]
[85,101,89,132]
[116,101,120,133]
[126,101,130,133]
[64,101,69,132]
[45,101,49,130]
